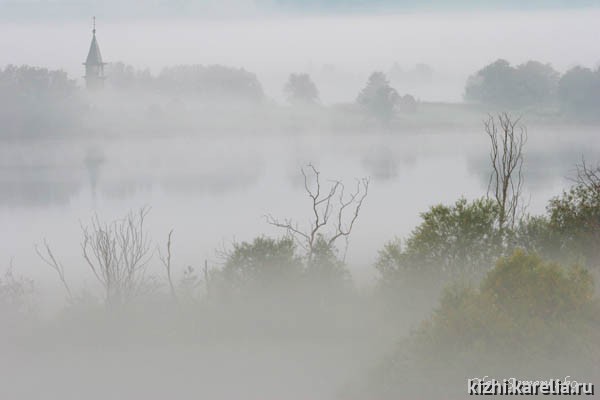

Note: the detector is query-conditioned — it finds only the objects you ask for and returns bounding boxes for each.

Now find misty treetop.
[0,65,83,138]
[283,73,320,105]
[466,59,600,120]
[465,59,559,108]
[106,62,265,101]
[0,64,77,96]
[558,66,600,119]
[357,71,417,125]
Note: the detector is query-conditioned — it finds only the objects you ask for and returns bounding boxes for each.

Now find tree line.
[466,59,600,120]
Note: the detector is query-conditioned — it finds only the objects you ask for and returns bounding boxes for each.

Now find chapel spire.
[84,17,106,90]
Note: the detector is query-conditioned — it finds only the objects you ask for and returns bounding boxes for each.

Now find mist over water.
[3,128,598,288]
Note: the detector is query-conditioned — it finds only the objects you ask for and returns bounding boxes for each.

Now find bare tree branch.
[574,157,600,193]
[267,164,370,263]
[485,113,527,230]
[81,207,155,307]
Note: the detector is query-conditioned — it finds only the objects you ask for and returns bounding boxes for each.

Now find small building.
[84,17,106,90]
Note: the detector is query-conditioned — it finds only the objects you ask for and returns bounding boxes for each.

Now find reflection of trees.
[362,145,415,181]
[468,148,600,191]
[0,166,82,207]
[84,147,105,203]
[158,168,260,196]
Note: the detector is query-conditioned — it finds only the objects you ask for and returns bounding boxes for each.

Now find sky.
[0,0,599,21]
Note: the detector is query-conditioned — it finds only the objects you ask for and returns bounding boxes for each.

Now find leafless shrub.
[266,164,369,262]
[485,113,527,230]
[81,207,156,307]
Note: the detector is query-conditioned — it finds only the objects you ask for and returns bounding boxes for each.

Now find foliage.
[514,214,556,255]
[558,66,600,120]
[397,94,417,113]
[375,198,503,283]
[220,236,304,295]
[0,64,82,138]
[0,64,77,96]
[547,181,600,268]
[357,71,400,124]
[306,234,350,290]
[283,73,319,105]
[157,64,264,101]
[419,250,598,355]
[105,62,153,90]
[103,62,265,101]
[465,59,559,109]
[219,234,352,302]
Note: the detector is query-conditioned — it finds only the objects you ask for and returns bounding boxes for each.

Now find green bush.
[375,198,503,284]
[547,184,600,268]
[418,250,598,357]
[220,236,303,296]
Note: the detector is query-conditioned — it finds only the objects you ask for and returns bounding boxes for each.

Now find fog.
[1,3,600,400]
[2,9,600,103]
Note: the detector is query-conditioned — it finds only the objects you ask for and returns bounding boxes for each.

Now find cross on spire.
[93,16,96,35]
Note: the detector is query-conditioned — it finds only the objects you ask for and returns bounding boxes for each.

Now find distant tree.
[157,65,264,101]
[357,71,400,124]
[465,59,515,106]
[558,66,600,119]
[105,62,153,90]
[513,61,559,106]
[397,94,418,113]
[465,59,559,108]
[0,64,77,96]
[283,73,319,105]
[0,65,81,138]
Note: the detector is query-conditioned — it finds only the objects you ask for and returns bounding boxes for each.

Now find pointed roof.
[85,18,104,66]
